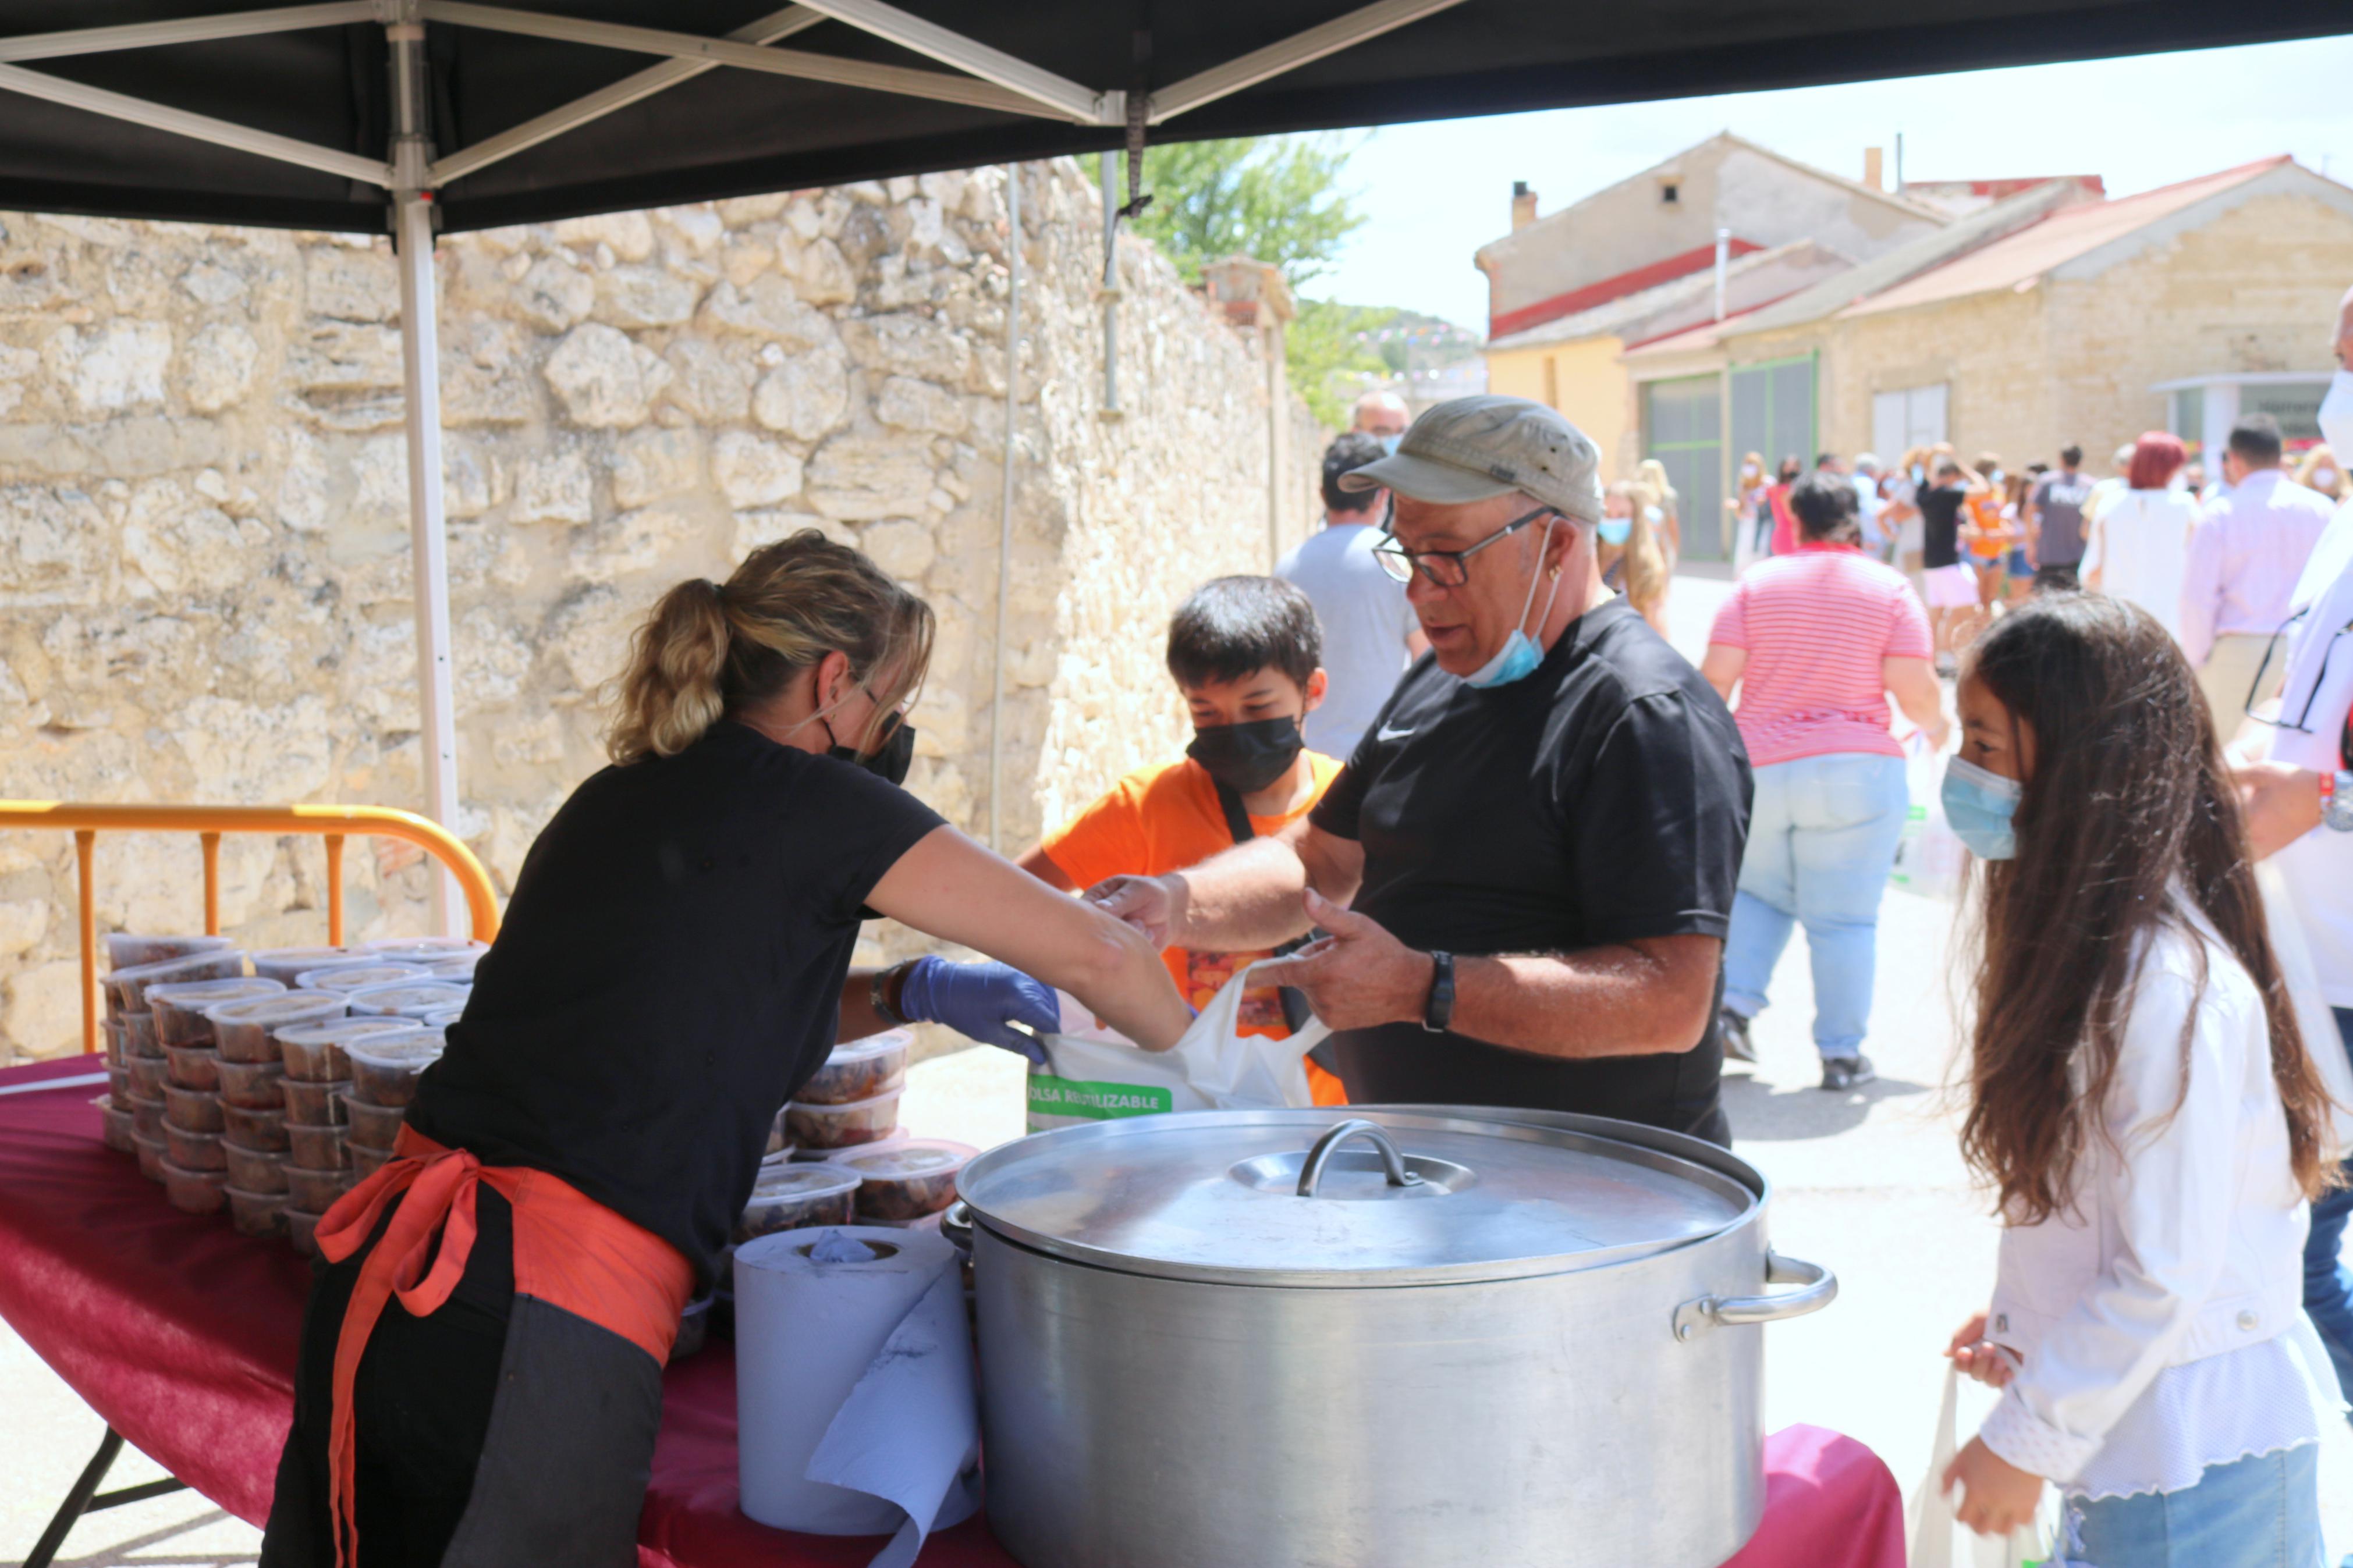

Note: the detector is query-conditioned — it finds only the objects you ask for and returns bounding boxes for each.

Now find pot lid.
[958,1110,1757,1288]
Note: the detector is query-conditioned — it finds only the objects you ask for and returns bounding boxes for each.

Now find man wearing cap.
[1091,396,1753,1143]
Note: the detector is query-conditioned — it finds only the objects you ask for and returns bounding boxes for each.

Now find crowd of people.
[267,315,2353,1563]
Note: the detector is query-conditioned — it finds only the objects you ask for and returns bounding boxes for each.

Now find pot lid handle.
[1296,1119,1424,1199]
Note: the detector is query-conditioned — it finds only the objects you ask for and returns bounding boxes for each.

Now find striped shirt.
[1708,544,1932,766]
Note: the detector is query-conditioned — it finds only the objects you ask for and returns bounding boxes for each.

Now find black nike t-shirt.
[1920,485,1967,569]
[1310,599,1752,1143]
[407,721,944,1287]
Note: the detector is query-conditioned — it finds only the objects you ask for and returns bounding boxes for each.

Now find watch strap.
[871,961,913,1026]
[1421,950,1455,1034]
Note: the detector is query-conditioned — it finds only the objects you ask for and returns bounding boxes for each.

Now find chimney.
[1863,147,1884,191]
[1511,181,1537,231]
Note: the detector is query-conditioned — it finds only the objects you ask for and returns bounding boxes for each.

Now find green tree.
[1101,136,1387,424]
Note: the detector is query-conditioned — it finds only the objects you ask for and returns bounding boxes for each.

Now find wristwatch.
[870,960,914,1026]
[1421,951,1456,1034]
[2323,770,2353,834]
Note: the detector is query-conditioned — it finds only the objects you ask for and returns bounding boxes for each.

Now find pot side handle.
[1671,1251,1837,1342]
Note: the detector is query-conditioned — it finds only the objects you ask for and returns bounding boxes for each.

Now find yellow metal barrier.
[0,801,500,1058]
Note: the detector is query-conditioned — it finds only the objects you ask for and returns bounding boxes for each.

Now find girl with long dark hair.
[1936,595,2338,1562]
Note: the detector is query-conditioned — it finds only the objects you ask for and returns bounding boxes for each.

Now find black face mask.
[826,713,915,787]
[1187,716,1304,797]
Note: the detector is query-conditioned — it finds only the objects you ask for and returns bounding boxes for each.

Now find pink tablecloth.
[0,1054,1903,1568]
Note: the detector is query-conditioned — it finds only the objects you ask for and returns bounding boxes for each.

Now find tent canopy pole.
[390,10,461,933]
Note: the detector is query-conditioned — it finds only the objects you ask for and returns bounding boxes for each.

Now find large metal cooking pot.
[952,1105,1833,1568]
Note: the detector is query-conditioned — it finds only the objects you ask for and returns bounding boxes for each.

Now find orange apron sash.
[313,1124,694,1568]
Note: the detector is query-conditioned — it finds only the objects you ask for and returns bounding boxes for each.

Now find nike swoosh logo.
[1376,724,1415,742]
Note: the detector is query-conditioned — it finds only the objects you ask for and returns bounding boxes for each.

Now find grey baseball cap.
[1338,394,1604,524]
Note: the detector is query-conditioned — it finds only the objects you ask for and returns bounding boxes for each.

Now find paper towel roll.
[734,1224,978,1551]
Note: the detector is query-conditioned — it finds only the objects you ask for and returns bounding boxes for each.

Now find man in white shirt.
[1351,389,1409,453]
[1277,432,1429,760]
[1850,453,1887,558]
[2180,414,2336,735]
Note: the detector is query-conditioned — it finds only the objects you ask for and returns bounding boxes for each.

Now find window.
[2242,381,2330,443]
[1659,182,1680,207]
[1732,354,1818,488]
[1871,383,1947,463]
[2169,387,2205,449]
[1643,374,1723,558]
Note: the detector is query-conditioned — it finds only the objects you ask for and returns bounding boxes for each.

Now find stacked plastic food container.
[90,932,475,1257]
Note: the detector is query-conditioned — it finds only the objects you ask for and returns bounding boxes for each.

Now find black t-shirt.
[1311,599,1751,1143]
[1920,485,1966,569]
[408,722,944,1288]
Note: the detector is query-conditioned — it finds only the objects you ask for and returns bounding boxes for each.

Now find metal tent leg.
[24,1426,189,1568]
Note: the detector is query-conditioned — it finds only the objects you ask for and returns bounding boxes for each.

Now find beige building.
[1621,157,2353,545]
[1477,134,1946,555]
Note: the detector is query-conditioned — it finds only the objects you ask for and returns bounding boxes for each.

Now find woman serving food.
[261,531,1189,1568]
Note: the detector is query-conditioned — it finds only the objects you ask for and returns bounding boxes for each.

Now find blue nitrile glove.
[895,956,1056,1064]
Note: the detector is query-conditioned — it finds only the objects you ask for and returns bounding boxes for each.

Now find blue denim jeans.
[2058,1444,2324,1567]
[2304,1007,2353,1410]
[1722,752,1909,1059]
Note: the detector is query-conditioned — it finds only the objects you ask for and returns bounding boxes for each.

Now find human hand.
[1083,874,1184,950]
[1252,888,1431,1031]
[893,956,1056,1063]
[2234,760,2324,861]
[1946,1312,2017,1389]
[1943,1436,2043,1538]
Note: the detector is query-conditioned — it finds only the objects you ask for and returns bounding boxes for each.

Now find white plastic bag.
[1026,961,1326,1132]
[1907,1362,2054,1568]
[1890,731,1967,900]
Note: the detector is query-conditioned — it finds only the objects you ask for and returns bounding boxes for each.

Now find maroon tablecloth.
[0,1055,1902,1568]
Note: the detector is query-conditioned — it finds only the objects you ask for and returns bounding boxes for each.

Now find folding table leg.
[24,1425,190,1568]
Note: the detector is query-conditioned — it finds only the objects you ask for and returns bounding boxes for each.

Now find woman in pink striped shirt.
[1699,472,1950,1090]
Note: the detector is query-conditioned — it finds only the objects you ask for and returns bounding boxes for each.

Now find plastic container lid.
[105,933,236,970]
[785,1087,900,1116]
[423,952,484,978]
[747,1162,863,1203]
[418,1008,464,1027]
[251,947,356,983]
[203,990,346,1028]
[298,963,428,994]
[275,1016,423,1050]
[345,981,471,1018]
[147,977,285,1014]
[825,1139,977,1179]
[362,937,488,959]
[346,1032,448,1072]
[826,1029,911,1066]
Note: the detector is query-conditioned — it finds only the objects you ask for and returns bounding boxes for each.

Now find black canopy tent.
[0,0,2340,927]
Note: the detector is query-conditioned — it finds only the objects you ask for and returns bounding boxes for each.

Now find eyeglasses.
[1372,504,1557,586]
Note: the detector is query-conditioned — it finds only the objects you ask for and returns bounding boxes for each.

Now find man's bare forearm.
[1169,837,1318,951]
[1450,936,1720,1058]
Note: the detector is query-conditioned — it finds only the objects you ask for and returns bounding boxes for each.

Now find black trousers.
[262,1187,665,1568]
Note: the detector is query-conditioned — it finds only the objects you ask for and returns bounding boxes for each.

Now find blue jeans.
[2059,1444,2323,1567]
[2304,1007,2353,1408]
[1722,752,1908,1059]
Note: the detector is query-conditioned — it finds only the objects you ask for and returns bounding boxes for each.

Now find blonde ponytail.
[606,530,935,765]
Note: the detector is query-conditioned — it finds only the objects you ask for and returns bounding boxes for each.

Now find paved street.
[4,566,2348,1564]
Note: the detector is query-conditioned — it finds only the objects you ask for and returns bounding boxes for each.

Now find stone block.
[442,320,538,426]
[568,503,710,584]
[182,322,259,413]
[513,255,594,331]
[0,897,44,956]
[860,517,937,578]
[751,349,850,442]
[288,319,403,390]
[545,322,672,428]
[119,478,253,596]
[876,375,967,435]
[840,312,972,385]
[734,510,853,558]
[807,435,936,521]
[592,264,701,329]
[273,426,331,534]
[170,693,332,802]
[457,604,534,707]
[711,431,805,509]
[0,485,110,606]
[545,582,636,692]
[609,427,705,509]
[47,319,171,413]
[791,239,857,307]
[304,243,396,321]
[552,211,655,262]
[512,449,594,524]
[662,339,753,423]
[698,275,837,350]
[3,957,84,1058]
[180,261,250,308]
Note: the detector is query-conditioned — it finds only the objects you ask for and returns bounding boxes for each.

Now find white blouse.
[2083,488,2197,642]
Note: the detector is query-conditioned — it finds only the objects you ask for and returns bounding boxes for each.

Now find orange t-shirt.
[1041,752,1349,1104]
[1964,491,2010,560]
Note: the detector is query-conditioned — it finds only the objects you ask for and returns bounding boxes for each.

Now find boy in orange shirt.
[1018,576,1351,1104]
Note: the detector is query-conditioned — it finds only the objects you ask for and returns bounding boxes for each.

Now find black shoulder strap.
[1213,780,1255,845]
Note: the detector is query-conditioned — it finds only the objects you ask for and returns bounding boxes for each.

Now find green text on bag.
[1027,1074,1174,1121]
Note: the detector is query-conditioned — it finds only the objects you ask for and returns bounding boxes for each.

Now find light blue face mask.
[1597,517,1632,546]
[1463,517,1563,689]
[1941,755,2021,861]
[1379,434,1402,456]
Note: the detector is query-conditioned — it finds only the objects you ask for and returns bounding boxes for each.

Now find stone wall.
[0,161,1325,1062]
